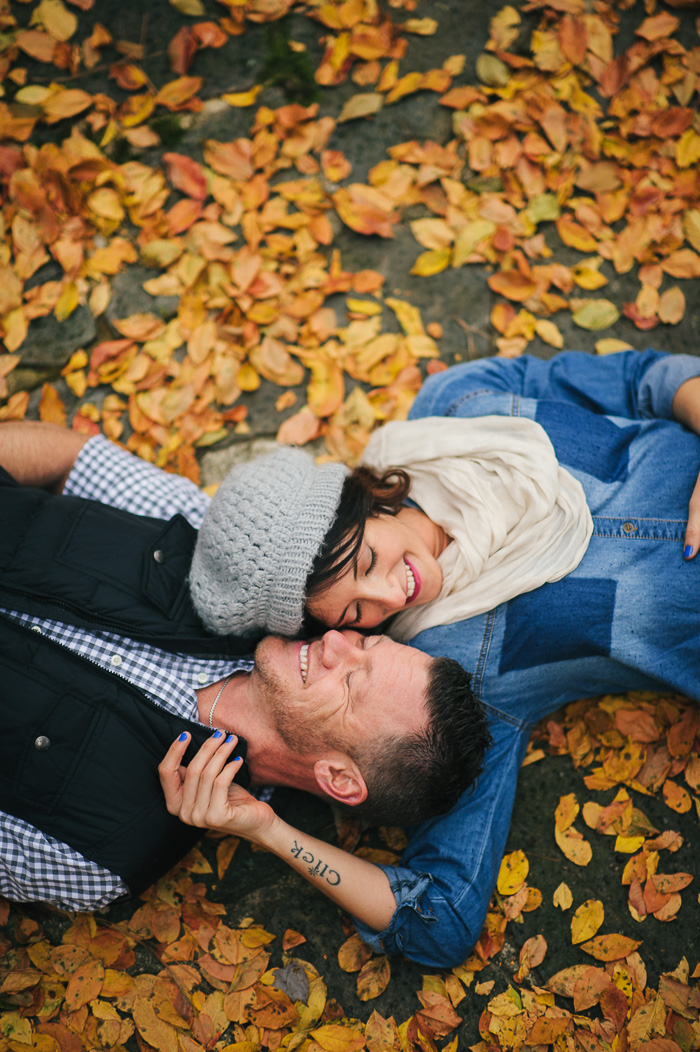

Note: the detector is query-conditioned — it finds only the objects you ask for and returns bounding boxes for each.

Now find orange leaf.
[38,383,66,426]
[338,933,373,973]
[277,406,322,446]
[203,138,254,180]
[635,12,679,40]
[64,959,104,1010]
[333,185,399,238]
[662,780,691,813]
[155,76,203,111]
[163,152,207,199]
[488,270,537,302]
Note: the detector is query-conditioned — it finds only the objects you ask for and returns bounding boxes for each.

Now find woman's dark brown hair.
[305,465,411,603]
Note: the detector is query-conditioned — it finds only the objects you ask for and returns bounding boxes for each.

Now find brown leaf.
[357,956,390,1002]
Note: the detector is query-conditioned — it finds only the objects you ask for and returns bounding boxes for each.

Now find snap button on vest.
[622,522,637,533]
[34,736,50,751]
[153,549,166,563]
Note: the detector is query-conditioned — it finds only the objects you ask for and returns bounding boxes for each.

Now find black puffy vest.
[0,467,254,896]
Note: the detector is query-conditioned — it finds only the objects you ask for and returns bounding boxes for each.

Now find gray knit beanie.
[189,447,349,637]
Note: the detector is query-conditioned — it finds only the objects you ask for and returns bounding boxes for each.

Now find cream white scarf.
[360,416,593,642]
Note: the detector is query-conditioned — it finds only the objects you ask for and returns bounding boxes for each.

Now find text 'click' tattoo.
[291,841,340,885]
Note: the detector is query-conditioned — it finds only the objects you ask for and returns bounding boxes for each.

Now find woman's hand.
[159,731,397,934]
[159,732,277,844]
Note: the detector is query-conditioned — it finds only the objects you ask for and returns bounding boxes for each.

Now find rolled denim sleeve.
[411,350,700,423]
[353,713,530,968]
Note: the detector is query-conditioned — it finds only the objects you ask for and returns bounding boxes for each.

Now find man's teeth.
[300,643,309,683]
[406,562,416,599]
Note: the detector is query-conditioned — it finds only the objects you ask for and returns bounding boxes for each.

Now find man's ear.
[313,753,368,807]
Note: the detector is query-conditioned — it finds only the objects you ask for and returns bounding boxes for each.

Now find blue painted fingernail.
[233,756,242,763]
[213,729,223,739]
[178,732,187,741]
[684,545,693,558]
[226,734,236,743]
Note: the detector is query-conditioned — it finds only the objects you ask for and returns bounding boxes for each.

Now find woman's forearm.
[255,817,396,932]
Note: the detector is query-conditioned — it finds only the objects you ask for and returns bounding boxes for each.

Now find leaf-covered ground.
[0,0,699,1050]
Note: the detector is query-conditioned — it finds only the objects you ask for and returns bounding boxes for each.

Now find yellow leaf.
[385,298,425,336]
[89,280,111,317]
[658,287,685,325]
[684,209,700,253]
[54,281,79,322]
[237,362,260,392]
[580,934,641,962]
[571,899,604,944]
[497,849,529,896]
[338,93,383,123]
[88,187,125,224]
[411,247,450,277]
[452,220,496,265]
[346,297,381,316]
[357,956,390,1001]
[476,52,510,87]
[223,85,263,107]
[615,834,645,853]
[404,18,438,34]
[43,88,92,124]
[571,299,620,331]
[555,825,593,867]
[405,334,440,359]
[37,0,77,41]
[676,128,700,169]
[311,1024,366,1052]
[535,319,563,348]
[572,257,608,290]
[596,338,634,355]
[410,218,454,250]
[555,793,579,833]
[553,882,573,910]
[169,0,205,14]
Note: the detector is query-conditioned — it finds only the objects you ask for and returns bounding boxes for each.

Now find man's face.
[251,630,432,756]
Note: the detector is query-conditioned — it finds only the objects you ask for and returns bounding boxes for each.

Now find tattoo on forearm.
[291,841,341,886]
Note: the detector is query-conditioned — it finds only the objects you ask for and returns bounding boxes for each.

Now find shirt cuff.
[351,865,435,954]
[638,352,700,420]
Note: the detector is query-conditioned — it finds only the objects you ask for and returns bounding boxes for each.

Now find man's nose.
[321,629,353,666]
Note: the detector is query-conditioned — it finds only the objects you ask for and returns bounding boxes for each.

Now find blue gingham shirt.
[0,437,253,910]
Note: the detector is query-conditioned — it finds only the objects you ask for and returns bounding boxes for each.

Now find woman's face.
[307,509,445,630]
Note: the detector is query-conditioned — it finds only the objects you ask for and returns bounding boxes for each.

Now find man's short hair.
[338,656,492,827]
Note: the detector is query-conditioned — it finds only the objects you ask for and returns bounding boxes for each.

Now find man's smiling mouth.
[300,642,309,683]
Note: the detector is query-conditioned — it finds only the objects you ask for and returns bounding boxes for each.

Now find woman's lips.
[405,557,421,603]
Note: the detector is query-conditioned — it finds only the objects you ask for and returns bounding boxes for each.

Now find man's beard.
[252,637,345,757]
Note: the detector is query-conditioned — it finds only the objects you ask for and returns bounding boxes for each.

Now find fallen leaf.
[571,900,604,945]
